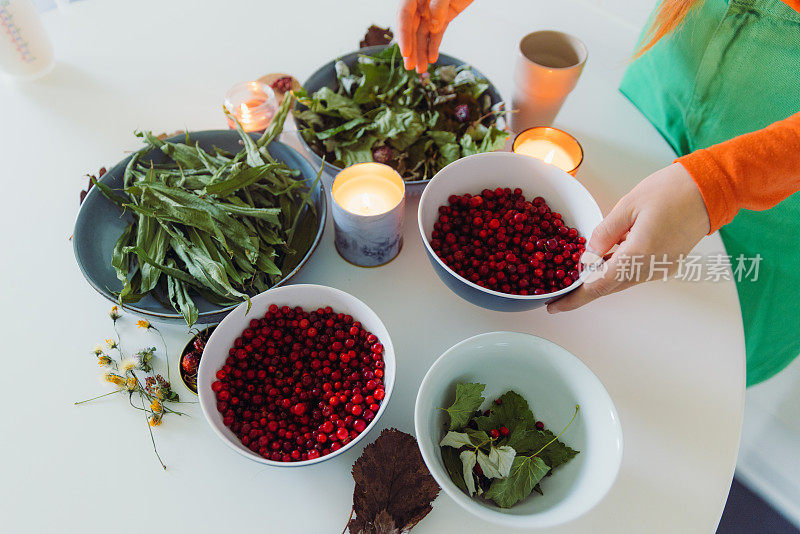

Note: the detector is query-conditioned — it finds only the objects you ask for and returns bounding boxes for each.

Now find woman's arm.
[549,111,800,313]
[678,111,800,232]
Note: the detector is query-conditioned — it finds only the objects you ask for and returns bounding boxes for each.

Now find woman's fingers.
[430,0,472,31]
[429,0,450,32]
[428,23,448,64]
[398,0,420,69]
[548,204,637,313]
[401,0,471,71]
[547,240,637,313]
[416,15,431,73]
[586,198,635,259]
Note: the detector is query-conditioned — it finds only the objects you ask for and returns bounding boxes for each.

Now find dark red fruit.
[430,189,584,295]
[181,352,201,374]
[372,145,394,164]
[270,76,293,93]
[454,104,470,123]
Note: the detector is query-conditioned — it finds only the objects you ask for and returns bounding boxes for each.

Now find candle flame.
[361,193,372,213]
[239,102,252,121]
[544,148,556,165]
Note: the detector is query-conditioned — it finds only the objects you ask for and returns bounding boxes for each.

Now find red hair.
[637,0,704,56]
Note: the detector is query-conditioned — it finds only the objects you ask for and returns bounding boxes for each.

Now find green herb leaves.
[439,382,580,508]
[482,455,550,508]
[440,446,468,493]
[92,94,319,325]
[443,382,485,430]
[507,424,579,472]
[295,43,508,181]
[474,390,535,433]
[477,445,516,479]
[460,449,479,496]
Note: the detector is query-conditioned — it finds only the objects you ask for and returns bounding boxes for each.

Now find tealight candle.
[512,127,584,176]
[223,81,278,132]
[331,163,405,267]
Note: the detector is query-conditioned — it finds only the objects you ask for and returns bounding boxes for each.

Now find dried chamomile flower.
[125,376,138,391]
[77,308,185,470]
[119,358,138,373]
[104,373,126,387]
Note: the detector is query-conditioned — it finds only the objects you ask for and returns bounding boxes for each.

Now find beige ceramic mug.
[511,31,588,132]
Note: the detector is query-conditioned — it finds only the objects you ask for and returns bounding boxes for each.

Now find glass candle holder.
[223,81,279,132]
[331,163,406,267]
[512,127,584,176]
[511,31,587,131]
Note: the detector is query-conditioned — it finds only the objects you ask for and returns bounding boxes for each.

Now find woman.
[398,0,800,385]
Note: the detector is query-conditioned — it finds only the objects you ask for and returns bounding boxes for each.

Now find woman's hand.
[548,163,711,313]
[398,0,473,73]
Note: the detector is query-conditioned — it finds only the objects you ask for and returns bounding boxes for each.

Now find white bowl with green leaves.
[414,331,622,528]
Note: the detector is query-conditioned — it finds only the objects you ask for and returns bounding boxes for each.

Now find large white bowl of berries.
[197,284,395,466]
[418,152,603,311]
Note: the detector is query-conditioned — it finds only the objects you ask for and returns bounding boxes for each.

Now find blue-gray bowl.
[73,130,327,324]
[418,152,603,312]
[295,45,505,191]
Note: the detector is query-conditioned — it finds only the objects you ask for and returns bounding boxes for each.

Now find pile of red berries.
[430,188,586,295]
[212,304,386,462]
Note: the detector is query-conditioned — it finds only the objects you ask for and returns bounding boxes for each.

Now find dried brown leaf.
[372,510,398,534]
[360,25,394,48]
[80,167,106,204]
[348,429,440,534]
[156,130,185,141]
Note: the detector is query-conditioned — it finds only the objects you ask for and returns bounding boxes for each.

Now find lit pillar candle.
[512,127,583,176]
[332,163,405,267]
[223,81,278,132]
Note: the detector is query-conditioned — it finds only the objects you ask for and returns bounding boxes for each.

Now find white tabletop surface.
[0,1,745,532]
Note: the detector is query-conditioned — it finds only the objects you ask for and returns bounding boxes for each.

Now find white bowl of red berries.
[197,284,395,466]
[418,152,603,311]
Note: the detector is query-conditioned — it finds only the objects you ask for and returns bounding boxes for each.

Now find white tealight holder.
[331,163,405,267]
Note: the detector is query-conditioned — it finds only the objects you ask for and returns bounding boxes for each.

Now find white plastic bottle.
[0,0,54,80]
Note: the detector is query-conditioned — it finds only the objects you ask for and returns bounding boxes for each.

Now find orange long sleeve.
[676,112,800,233]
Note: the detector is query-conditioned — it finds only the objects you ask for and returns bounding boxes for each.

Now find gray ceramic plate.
[295,45,505,190]
[73,130,327,325]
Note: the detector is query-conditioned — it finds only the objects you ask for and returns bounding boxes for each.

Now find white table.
[0,1,745,532]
